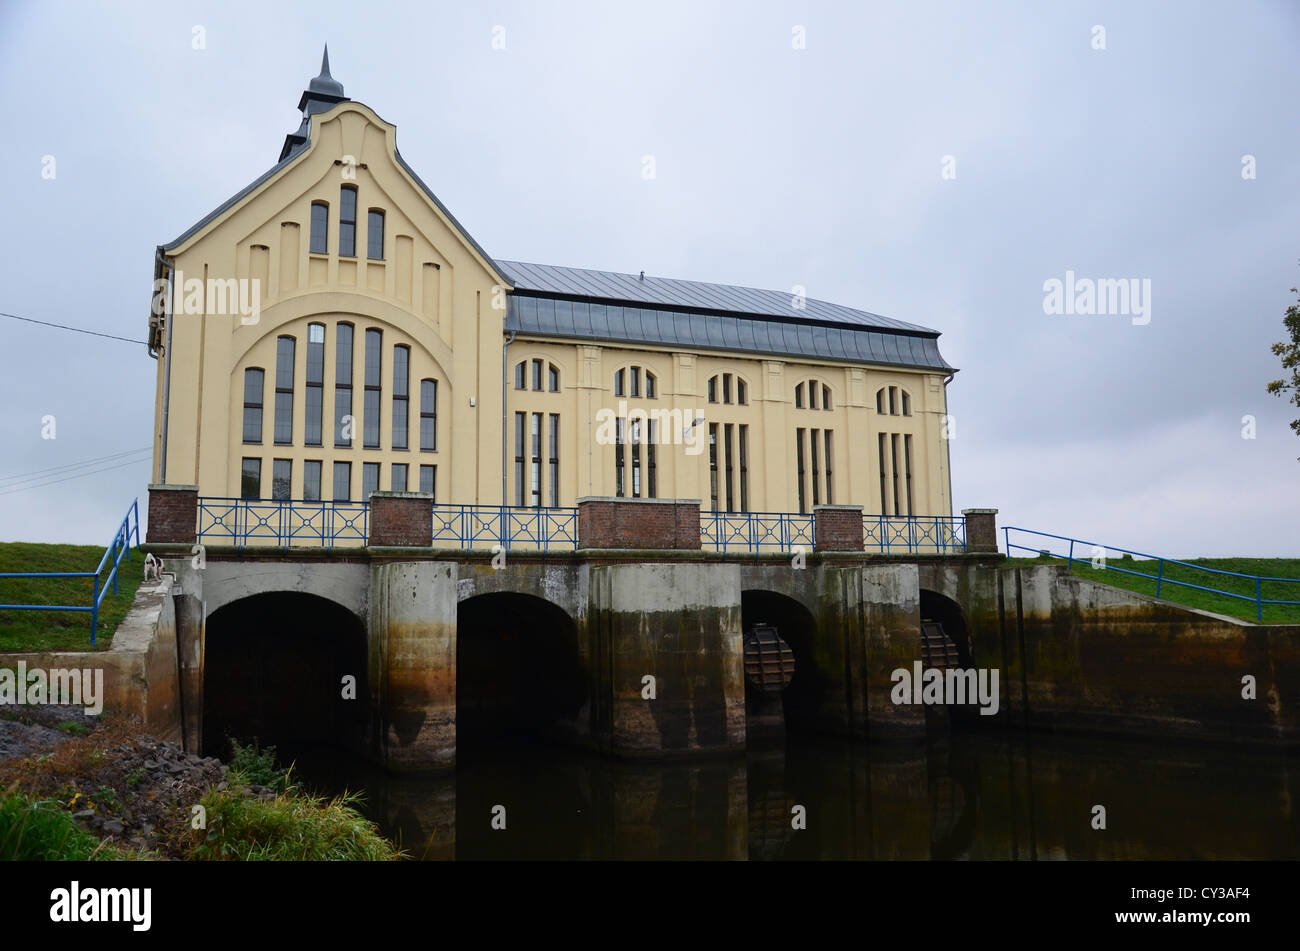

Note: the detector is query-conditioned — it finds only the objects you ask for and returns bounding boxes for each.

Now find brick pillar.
[577,498,701,550]
[369,492,433,547]
[146,484,198,544]
[961,508,999,554]
[813,505,865,552]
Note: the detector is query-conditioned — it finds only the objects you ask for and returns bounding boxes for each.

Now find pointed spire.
[283,45,351,161]
[308,44,344,99]
[321,44,331,78]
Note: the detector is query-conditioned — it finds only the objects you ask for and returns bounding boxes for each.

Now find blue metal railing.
[700,512,815,554]
[431,504,578,551]
[864,515,965,555]
[0,499,140,645]
[197,498,368,549]
[1003,526,1300,623]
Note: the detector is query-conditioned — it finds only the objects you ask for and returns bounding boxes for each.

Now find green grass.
[0,787,133,860]
[187,784,401,861]
[1006,554,1300,624]
[0,543,145,652]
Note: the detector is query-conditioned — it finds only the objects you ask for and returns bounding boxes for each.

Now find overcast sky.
[1,0,1297,556]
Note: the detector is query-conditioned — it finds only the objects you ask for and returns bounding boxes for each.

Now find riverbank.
[0,708,401,860]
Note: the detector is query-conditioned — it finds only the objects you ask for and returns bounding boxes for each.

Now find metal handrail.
[700,511,815,554]
[864,515,966,554]
[1003,526,1300,622]
[432,504,578,551]
[0,498,140,644]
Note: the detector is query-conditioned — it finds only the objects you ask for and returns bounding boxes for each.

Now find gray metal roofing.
[496,260,938,335]
[505,295,954,372]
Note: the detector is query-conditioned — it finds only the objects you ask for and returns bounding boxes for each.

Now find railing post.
[576,497,702,550]
[814,505,864,552]
[369,492,434,547]
[1156,559,1164,599]
[1256,578,1262,622]
[1067,539,1074,570]
[90,575,99,647]
[146,484,199,544]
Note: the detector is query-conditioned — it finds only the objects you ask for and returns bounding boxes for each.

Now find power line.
[0,447,152,487]
[0,311,148,346]
[0,455,152,498]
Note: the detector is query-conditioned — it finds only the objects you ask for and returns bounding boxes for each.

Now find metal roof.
[505,295,954,372]
[496,260,938,335]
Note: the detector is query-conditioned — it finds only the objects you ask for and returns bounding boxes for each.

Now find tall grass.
[0,786,128,861]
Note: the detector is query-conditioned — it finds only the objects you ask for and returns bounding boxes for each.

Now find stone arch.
[201,590,368,758]
[918,588,973,668]
[740,589,822,735]
[455,591,586,752]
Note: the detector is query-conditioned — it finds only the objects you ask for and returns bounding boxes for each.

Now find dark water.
[286,725,1299,861]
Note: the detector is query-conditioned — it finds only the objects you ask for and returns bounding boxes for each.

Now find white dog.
[143,553,161,583]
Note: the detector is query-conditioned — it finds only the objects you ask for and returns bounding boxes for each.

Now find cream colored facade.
[149,58,954,519]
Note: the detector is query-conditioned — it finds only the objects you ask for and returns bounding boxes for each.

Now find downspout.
[156,247,175,484]
[502,330,516,507]
[942,370,956,518]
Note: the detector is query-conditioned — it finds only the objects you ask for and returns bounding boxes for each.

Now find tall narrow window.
[889,387,897,416]
[707,376,717,403]
[363,461,380,499]
[339,185,357,257]
[274,336,295,445]
[615,369,625,397]
[391,463,408,493]
[630,367,640,398]
[514,412,525,506]
[615,417,626,498]
[272,459,292,501]
[532,359,543,392]
[876,389,886,414]
[548,414,559,507]
[647,420,657,499]
[419,464,436,500]
[363,329,381,449]
[810,428,821,506]
[823,386,831,411]
[420,379,437,451]
[392,345,409,450]
[515,361,525,390]
[645,371,656,399]
[242,368,264,444]
[902,392,911,416]
[904,434,914,515]
[809,381,818,410]
[241,458,261,500]
[334,323,353,448]
[738,425,749,512]
[304,460,322,502]
[723,423,734,511]
[548,364,559,392]
[722,374,732,404]
[891,433,901,515]
[796,428,807,514]
[530,412,542,507]
[367,209,385,260]
[309,202,328,254]
[333,461,351,502]
[824,430,834,505]
[305,323,324,446]
[631,417,641,498]
[878,434,889,514]
[795,383,804,409]
[709,423,719,512]
[737,379,747,405]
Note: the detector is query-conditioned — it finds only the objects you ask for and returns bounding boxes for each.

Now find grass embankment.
[0,732,400,861]
[0,543,144,652]
[1005,555,1300,624]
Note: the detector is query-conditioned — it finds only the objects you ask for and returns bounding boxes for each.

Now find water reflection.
[288,727,1298,860]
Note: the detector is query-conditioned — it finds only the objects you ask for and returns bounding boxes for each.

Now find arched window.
[707,376,717,403]
[515,361,526,390]
[242,368,264,444]
[645,370,657,399]
[548,364,560,392]
[875,385,911,416]
[795,383,804,409]
[796,379,832,411]
[273,335,295,445]
[392,344,410,450]
[707,373,746,405]
[532,358,543,391]
[339,185,357,257]
[309,202,328,254]
[420,379,438,451]
[736,378,747,405]
[614,368,626,397]
[367,209,385,260]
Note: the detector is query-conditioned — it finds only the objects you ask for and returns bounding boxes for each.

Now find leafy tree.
[1267,270,1300,454]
